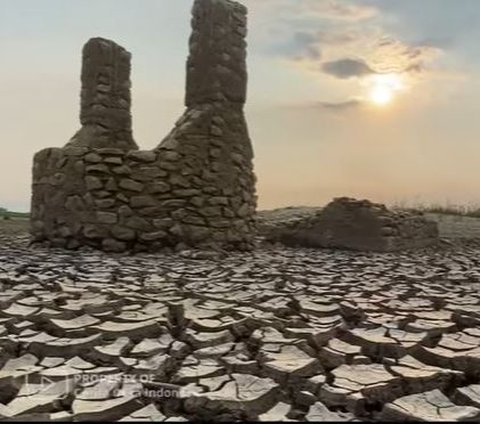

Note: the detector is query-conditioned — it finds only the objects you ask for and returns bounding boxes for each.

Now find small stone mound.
[267,197,439,252]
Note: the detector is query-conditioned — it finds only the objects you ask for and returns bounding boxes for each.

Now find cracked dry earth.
[1,230,480,421]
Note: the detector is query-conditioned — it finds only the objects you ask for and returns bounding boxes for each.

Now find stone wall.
[31,0,257,252]
[266,198,439,252]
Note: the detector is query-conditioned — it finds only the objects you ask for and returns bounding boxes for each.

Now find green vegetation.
[393,203,480,218]
[0,207,30,220]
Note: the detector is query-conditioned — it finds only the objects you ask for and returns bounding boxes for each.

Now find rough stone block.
[96,212,117,225]
[119,179,144,192]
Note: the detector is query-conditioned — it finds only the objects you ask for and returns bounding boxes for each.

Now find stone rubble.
[267,197,439,252]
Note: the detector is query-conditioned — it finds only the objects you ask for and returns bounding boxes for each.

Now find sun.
[370,85,394,106]
[367,73,404,107]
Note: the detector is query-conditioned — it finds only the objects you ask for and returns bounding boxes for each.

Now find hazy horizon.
[1,0,480,212]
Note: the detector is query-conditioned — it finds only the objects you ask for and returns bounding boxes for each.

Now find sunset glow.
[368,73,404,106]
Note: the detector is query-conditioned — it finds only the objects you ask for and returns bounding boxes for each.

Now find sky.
[1,0,480,211]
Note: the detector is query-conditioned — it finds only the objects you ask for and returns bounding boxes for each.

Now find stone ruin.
[30,0,440,256]
[31,0,257,252]
[267,197,439,252]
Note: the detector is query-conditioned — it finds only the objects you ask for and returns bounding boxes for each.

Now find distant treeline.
[0,207,30,219]
[393,203,480,218]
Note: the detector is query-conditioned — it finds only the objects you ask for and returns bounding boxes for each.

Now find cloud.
[290,32,322,61]
[251,0,443,79]
[244,0,446,110]
[290,27,442,82]
[243,0,379,22]
[303,0,379,21]
[314,99,363,111]
[368,36,442,74]
[322,58,374,79]
[289,99,364,114]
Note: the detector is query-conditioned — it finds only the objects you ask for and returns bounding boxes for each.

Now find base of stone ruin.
[31,146,256,253]
[266,197,439,252]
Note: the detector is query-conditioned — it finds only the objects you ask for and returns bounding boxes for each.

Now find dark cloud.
[287,99,363,113]
[313,99,363,112]
[322,58,374,79]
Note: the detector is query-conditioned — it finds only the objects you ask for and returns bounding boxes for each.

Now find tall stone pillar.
[155,0,257,249]
[68,38,138,151]
[186,0,248,106]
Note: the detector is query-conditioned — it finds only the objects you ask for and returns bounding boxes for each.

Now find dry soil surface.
[0,216,480,421]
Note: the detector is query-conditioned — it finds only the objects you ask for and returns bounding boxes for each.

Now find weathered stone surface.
[149,182,171,194]
[119,179,144,193]
[185,0,247,106]
[85,176,103,190]
[102,238,127,252]
[97,212,117,225]
[111,226,136,241]
[268,197,439,252]
[85,152,102,163]
[67,38,137,151]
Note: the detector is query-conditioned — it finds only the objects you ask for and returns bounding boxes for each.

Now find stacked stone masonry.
[68,37,137,151]
[31,0,257,252]
[267,198,439,252]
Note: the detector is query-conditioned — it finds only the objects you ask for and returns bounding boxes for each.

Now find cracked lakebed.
[1,231,480,421]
